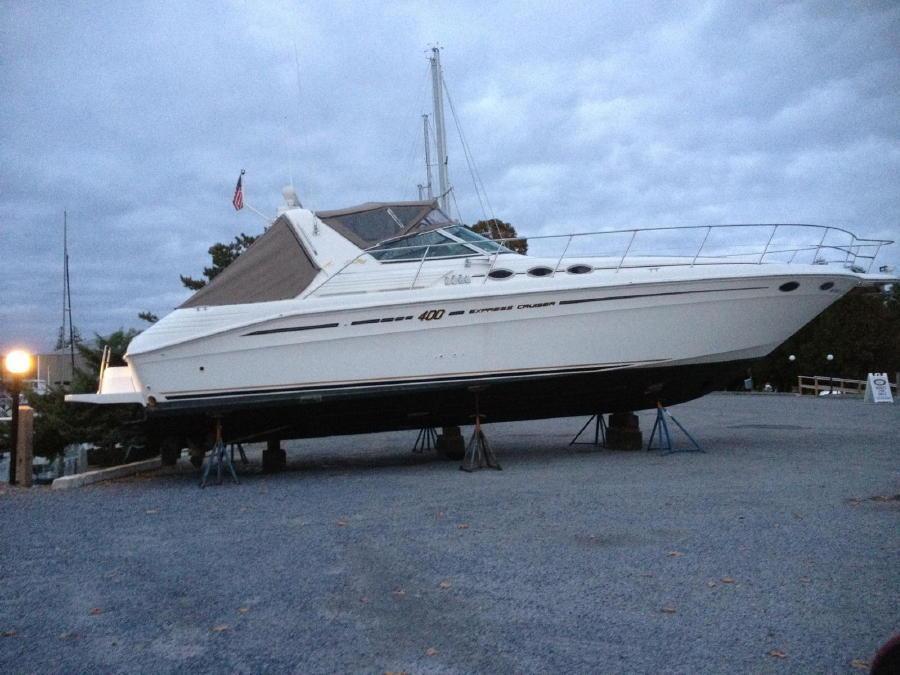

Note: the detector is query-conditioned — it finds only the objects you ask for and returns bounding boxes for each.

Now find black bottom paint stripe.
[162,360,668,401]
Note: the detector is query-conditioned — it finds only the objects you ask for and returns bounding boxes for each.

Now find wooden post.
[15,405,34,488]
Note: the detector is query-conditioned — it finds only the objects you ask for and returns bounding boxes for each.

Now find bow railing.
[305,223,893,298]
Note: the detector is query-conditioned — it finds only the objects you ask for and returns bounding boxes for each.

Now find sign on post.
[864,373,894,404]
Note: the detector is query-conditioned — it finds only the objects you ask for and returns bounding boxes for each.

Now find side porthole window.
[567,264,592,274]
[779,281,800,292]
[819,281,834,291]
[488,269,514,280]
[527,266,554,277]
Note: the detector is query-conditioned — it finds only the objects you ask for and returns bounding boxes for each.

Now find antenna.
[290,41,305,201]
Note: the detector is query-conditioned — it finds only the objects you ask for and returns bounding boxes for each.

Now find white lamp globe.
[4,349,32,375]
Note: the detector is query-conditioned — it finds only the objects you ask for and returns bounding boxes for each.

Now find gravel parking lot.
[1,393,897,673]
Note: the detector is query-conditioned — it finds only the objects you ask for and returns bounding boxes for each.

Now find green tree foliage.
[24,329,147,462]
[180,233,257,290]
[471,219,528,254]
[751,286,900,391]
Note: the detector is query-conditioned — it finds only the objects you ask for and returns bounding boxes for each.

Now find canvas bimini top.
[179,200,462,308]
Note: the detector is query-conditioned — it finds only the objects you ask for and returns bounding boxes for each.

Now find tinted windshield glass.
[446,225,510,253]
[370,230,474,261]
[421,208,455,227]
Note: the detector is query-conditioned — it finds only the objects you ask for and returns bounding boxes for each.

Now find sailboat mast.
[422,114,433,200]
[429,47,450,211]
[63,210,75,373]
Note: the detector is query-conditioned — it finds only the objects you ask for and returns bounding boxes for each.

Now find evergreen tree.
[751,285,899,391]
[180,233,257,290]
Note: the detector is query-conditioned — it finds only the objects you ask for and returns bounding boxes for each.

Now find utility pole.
[429,47,450,211]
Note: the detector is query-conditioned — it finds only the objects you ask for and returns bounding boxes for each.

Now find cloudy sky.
[2,0,898,354]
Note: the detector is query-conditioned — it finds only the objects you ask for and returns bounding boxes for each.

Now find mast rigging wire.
[442,75,496,227]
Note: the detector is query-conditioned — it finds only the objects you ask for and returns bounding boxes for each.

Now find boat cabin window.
[369,230,474,261]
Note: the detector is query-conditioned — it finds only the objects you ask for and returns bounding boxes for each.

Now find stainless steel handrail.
[304,223,893,298]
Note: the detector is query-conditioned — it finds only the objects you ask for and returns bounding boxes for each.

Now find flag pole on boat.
[232,169,274,226]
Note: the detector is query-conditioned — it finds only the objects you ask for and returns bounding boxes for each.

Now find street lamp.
[3,349,33,485]
[788,354,797,393]
[826,353,835,395]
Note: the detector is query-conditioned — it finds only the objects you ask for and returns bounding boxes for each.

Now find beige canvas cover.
[180,216,319,308]
[316,200,438,248]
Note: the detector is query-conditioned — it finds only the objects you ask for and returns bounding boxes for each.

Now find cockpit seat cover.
[180,216,319,308]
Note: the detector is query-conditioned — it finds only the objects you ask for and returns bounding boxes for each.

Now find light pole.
[826,353,835,395]
[788,354,797,393]
[3,349,33,485]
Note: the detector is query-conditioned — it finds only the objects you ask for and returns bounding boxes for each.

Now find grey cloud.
[2,0,898,353]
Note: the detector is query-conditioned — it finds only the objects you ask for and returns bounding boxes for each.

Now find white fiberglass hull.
[125,271,852,408]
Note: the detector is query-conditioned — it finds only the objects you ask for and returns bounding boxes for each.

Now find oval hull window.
[567,264,592,274]
[488,268,514,280]
[819,281,834,290]
[527,266,554,277]
[779,281,800,292]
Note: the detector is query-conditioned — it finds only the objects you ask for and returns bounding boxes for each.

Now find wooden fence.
[797,375,898,396]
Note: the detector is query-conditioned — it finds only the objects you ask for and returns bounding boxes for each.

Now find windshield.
[445,225,511,254]
[369,229,475,261]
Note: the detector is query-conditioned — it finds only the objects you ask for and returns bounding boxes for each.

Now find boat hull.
[130,271,854,444]
[143,357,754,444]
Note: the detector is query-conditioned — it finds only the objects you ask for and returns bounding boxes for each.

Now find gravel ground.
[1,393,897,674]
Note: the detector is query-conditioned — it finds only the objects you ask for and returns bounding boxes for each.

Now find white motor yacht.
[68,194,895,452]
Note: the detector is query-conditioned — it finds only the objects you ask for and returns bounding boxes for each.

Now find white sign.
[864,373,894,404]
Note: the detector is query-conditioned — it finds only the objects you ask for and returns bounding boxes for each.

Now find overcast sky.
[2,0,898,354]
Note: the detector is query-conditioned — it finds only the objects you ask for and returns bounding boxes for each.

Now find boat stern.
[65,366,145,406]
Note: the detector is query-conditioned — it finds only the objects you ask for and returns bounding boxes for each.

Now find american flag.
[232,170,245,210]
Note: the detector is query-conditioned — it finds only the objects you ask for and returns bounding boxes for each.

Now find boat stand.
[411,426,438,454]
[461,387,501,472]
[646,402,703,455]
[200,419,239,487]
[230,443,249,465]
[569,414,608,448]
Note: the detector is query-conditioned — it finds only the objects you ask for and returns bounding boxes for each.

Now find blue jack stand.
[412,426,438,453]
[231,443,249,465]
[647,402,703,455]
[569,414,608,448]
[200,419,239,487]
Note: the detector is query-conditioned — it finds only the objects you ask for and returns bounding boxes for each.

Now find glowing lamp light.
[4,349,33,376]
[788,355,796,362]
[826,353,834,362]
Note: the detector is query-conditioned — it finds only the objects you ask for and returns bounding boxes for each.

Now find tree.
[471,219,528,254]
[24,329,149,463]
[180,233,257,290]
